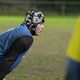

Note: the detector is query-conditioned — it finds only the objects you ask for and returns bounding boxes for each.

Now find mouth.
[39,31,43,34]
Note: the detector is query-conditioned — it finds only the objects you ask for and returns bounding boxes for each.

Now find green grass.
[0,15,78,80]
[45,16,77,28]
[0,15,77,27]
[0,15,24,27]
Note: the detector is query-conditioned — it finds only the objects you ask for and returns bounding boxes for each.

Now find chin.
[36,33,40,36]
[36,34,40,36]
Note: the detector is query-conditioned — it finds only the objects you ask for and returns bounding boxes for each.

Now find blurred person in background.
[0,10,45,80]
[65,16,80,80]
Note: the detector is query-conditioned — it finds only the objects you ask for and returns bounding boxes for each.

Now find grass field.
[0,15,78,80]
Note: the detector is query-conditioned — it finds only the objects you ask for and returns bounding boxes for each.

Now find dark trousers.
[0,36,33,80]
[65,59,80,80]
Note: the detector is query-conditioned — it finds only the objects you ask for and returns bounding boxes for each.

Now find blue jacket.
[0,23,32,55]
[0,23,32,73]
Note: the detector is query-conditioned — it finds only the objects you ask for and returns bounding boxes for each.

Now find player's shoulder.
[15,23,32,37]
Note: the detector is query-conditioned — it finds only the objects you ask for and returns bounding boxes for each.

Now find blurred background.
[0,0,80,80]
[0,0,80,15]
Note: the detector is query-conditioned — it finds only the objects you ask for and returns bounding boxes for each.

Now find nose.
[41,24,44,30]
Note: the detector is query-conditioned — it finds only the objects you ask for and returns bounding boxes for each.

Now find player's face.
[36,23,44,36]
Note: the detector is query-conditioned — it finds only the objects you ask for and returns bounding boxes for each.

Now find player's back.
[67,16,80,62]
